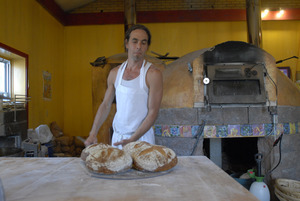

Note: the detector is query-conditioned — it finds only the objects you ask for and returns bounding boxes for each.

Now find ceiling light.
[276,10,285,18]
[261,9,269,19]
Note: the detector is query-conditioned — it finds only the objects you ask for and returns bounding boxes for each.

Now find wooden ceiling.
[53,0,96,12]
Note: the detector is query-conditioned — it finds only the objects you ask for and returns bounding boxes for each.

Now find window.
[0,57,11,98]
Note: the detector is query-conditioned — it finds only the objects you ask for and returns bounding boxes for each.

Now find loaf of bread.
[80,143,101,161]
[123,141,178,172]
[82,143,132,174]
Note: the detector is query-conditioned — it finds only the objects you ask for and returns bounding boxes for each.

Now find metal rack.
[0,94,30,148]
[1,94,30,121]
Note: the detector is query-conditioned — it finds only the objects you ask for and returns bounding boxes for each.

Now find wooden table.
[0,156,258,201]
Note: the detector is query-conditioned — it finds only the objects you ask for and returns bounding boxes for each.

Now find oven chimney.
[246,0,262,48]
[124,0,136,34]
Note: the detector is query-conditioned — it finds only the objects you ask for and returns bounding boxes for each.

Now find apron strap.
[140,61,151,91]
[116,60,128,87]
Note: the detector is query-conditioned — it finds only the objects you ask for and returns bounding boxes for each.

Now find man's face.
[125,29,149,62]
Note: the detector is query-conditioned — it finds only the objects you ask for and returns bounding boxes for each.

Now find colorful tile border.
[228,125,240,137]
[153,122,300,138]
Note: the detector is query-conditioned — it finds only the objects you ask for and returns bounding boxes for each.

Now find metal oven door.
[205,63,267,105]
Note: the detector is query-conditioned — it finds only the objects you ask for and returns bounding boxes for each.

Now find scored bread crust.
[124,141,178,172]
[80,143,103,161]
[82,143,132,174]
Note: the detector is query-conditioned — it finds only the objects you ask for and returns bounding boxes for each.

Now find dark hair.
[124,24,151,49]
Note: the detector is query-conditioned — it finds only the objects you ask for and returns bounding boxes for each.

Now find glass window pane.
[0,62,5,92]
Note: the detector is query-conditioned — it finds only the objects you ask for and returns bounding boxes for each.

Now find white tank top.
[111,60,155,148]
[120,75,149,94]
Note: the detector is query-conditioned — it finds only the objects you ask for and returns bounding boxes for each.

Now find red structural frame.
[36,0,300,26]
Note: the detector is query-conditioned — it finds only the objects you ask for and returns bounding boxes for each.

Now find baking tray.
[80,161,175,180]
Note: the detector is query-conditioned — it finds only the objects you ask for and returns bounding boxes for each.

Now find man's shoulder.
[107,65,121,85]
[147,64,162,75]
[146,64,163,83]
[109,65,121,74]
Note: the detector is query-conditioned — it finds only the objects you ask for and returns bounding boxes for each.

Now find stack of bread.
[81,141,178,175]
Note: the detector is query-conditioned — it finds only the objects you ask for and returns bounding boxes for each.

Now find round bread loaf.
[83,143,132,174]
[80,143,102,161]
[124,141,178,172]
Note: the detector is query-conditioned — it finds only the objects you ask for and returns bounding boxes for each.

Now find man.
[84,24,163,149]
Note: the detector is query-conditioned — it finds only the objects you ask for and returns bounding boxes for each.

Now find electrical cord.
[190,120,205,156]
[266,73,278,103]
[248,63,260,71]
[263,63,278,137]
[266,133,283,176]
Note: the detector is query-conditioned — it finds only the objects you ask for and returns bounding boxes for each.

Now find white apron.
[111,60,155,149]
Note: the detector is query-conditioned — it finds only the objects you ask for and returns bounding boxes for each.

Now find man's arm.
[84,67,118,146]
[113,65,163,146]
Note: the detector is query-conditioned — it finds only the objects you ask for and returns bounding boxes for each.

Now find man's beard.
[132,53,144,62]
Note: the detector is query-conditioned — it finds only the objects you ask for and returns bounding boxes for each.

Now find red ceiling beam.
[36,1,300,26]
[261,8,300,21]
[66,12,124,26]
[64,9,247,26]
[137,10,247,23]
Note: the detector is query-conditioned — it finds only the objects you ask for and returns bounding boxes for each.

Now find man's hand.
[84,135,98,147]
[113,138,133,147]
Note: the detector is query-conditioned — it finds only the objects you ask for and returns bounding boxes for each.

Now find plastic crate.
[21,139,41,157]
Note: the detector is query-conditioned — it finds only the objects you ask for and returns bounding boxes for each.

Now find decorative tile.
[283,123,290,134]
[181,126,192,137]
[154,125,162,136]
[264,124,274,136]
[252,124,264,136]
[275,123,284,136]
[170,125,180,136]
[240,125,253,136]
[289,123,296,134]
[228,125,240,137]
[162,125,171,137]
[204,125,216,138]
[216,125,228,137]
[154,122,300,139]
[191,125,200,137]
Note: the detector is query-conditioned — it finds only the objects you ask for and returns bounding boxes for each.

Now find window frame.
[0,57,11,98]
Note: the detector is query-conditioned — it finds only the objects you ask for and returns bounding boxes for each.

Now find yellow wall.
[1,0,300,138]
[147,22,248,56]
[63,25,124,137]
[12,57,26,96]
[0,0,65,129]
[263,20,300,80]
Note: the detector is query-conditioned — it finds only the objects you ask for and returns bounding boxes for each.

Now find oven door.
[205,63,267,104]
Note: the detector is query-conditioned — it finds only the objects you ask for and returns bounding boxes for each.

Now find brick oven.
[154,40,300,200]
